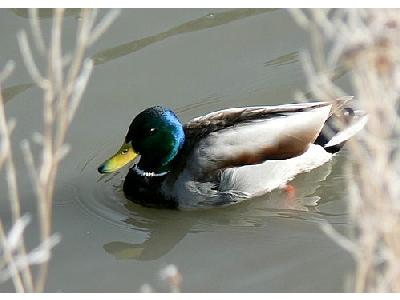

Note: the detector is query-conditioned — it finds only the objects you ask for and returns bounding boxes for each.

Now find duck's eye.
[121,148,129,155]
[148,128,157,136]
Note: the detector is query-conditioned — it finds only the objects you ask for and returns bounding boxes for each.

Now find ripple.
[75,143,348,233]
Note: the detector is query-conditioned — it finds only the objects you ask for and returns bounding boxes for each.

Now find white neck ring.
[133,165,168,177]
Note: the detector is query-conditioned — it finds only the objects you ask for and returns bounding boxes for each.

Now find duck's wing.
[181,102,332,178]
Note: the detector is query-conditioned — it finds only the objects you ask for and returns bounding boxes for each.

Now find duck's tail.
[314,97,368,153]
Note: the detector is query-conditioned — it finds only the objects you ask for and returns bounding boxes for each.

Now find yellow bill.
[98,142,138,174]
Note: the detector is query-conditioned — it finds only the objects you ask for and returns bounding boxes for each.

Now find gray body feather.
[157,100,366,209]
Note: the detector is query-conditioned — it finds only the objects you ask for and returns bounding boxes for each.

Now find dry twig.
[0,8,120,292]
[291,8,400,292]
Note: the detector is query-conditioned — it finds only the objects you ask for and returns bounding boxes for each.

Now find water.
[0,8,354,292]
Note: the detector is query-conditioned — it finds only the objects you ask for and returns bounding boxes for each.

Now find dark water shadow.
[264,51,299,67]
[1,83,34,103]
[92,8,278,66]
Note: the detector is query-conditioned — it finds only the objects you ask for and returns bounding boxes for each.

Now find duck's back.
[161,102,336,208]
[185,103,332,179]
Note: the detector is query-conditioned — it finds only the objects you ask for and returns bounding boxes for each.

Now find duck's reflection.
[103,156,347,261]
[103,209,194,260]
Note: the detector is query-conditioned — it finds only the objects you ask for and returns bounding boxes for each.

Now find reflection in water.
[3,9,275,107]
[264,51,299,67]
[175,94,222,115]
[10,8,82,19]
[103,159,346,261]
[1,83,34,103]
[263,51,349,101]
[92,8,277,65]
[104,205,194,260]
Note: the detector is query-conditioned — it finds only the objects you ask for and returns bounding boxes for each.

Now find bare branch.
[17,31,48,89]
[67,59,93,123]
[28,8,46,54]
[0,61,16,83]
[88,9,121,46]
[293,8,400,292]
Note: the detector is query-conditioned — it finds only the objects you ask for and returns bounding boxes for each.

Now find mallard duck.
[98,97,367,209]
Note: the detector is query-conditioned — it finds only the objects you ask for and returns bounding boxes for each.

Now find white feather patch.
[324,113,368,148]
[190,105,332,176]
[219,144,333,198]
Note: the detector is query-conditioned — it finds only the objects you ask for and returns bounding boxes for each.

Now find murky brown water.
[0,8,354,292]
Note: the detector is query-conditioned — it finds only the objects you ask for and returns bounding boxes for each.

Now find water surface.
[0,8,354,292]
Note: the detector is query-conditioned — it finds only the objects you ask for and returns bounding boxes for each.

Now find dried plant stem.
[1,8,120,292]
[0,223,24,292]
[21,8,118,292]
[291,8,400,292]
[0,64,34,292]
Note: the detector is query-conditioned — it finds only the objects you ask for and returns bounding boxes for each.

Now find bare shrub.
[291,8,400,292]
[0,8,119,292]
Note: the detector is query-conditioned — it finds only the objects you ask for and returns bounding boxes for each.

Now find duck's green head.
[98,106,185,175]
